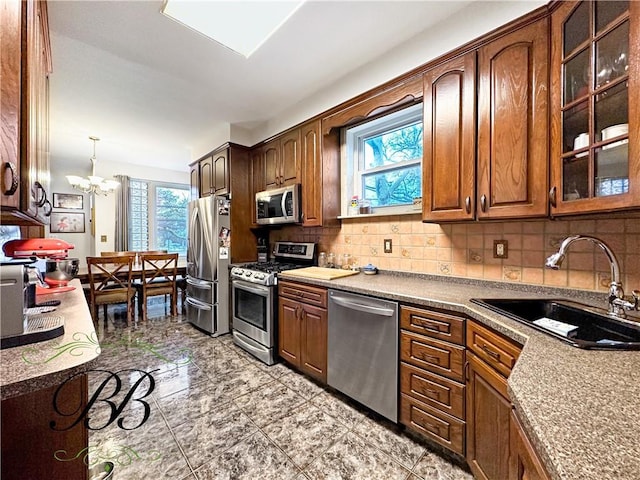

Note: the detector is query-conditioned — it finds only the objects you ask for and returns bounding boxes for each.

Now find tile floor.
[87,305,473,480]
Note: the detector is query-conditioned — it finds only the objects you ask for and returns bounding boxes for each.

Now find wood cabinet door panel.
[400,305,465,344]
[300,303,327,383]
[467,352,511,480]
[301,120,322,226]
[509,410,551,480]
[2,373,88,479]
[400,331,465,381]
[264,140,280,189]
[189,162,199,199]
[422,52,476,221]
[400,393,465,455]
[280,129,301,186]
[213,150,228,194]
[477,17,549,219]
[278,298,301,368]
[0,0,22,210]
[199,156,213,196]
[401,361,465,420]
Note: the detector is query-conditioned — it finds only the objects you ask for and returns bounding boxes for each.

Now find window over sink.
[129,179,189,255]
[341,102,423,216]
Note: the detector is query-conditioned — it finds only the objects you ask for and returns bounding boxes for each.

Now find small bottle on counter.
[327,252,335,268]
[318,252,327,268]
[342,254,351,270]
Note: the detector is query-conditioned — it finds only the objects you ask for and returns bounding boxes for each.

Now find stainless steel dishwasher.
[328,289,398,422]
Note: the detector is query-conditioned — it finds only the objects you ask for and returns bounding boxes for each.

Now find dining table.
[75,257,189,312]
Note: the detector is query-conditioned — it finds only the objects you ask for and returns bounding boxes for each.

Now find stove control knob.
[254,272,265,280]
[244,271,253,278]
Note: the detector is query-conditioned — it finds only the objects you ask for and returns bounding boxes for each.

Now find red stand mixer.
[2,239,79,295]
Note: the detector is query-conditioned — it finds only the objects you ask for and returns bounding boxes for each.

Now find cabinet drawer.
[400,394,465,455]
[467,321,521,378]
[400,331,465,382]
[278,281,327,308]
[400,362,465,420]
[400,305,465,344]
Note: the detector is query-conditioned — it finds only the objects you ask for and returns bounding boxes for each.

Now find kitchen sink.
[470,298,640,350]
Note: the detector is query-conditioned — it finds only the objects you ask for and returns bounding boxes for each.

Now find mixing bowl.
[44,258,79,287]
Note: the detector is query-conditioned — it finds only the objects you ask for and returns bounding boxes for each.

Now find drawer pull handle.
[417,320,442,333]
[481,344,500,360]
[480,194,487,212]
[420,353,440,364]
[465,196,471,213]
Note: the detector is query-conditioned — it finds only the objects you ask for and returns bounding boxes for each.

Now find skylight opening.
[161,0,305,58]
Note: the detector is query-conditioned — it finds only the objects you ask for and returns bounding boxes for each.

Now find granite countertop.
[0,279,100,401]
[278,269,640,480]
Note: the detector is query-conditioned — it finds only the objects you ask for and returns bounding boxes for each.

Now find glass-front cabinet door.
[550,1,639,215]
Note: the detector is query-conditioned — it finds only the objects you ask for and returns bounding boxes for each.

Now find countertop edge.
[277,270,640,480]
[0,279,100,401]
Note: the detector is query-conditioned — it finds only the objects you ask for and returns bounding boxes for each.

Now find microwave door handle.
[281,192,289,220]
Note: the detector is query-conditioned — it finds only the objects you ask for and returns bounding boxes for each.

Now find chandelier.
[66,136,119,195]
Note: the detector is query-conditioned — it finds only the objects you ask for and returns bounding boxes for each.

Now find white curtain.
[114,175,130,250]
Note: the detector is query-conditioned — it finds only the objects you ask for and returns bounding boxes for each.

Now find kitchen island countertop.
[0,279,100,400]
[277,269,640,480]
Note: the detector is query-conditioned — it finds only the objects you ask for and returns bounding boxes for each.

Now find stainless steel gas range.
[230,241,316,365]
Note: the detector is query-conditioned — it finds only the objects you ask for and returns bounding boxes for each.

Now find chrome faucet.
[545,234,640,319]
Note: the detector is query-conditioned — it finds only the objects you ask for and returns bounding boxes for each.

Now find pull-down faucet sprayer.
[545,235,639,319]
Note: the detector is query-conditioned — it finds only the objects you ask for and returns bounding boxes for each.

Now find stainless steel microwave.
[255,184,301,225]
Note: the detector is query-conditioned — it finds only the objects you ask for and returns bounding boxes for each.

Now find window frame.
[128,178,189,256]
[341,102,423,217]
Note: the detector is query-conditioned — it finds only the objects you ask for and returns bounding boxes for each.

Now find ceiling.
[47,0,481,173]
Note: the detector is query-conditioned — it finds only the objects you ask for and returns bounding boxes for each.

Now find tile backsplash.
[271,215,640,293]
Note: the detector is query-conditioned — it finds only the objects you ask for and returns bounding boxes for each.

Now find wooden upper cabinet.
[550,1,639,215]
[263,138,280,189]
[2,0,52,225]
[280,129,301,186]
[189,161,199,200]
[263,129,301,190]
[212,149,228,195]
[422,52,476,222]
[477,17,549,220]
[199,155,213,196]
[301,119,321,226]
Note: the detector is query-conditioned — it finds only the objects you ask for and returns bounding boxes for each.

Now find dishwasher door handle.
[330,295,396,316]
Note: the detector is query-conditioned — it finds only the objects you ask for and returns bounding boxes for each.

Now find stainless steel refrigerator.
[186,195,230,336]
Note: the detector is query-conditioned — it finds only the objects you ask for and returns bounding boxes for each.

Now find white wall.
[48,156,189,262]
[249,0,547,145]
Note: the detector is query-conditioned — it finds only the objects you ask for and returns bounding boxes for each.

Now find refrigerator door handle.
[188,205,200,274]
[186,278,212,289]
[186,297,212,310]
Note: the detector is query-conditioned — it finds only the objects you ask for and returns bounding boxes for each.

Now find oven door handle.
[235,283,269,296]
[186,297,212,310]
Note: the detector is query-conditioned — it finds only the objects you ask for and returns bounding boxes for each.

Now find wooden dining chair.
[138,253,179,319]
[86,256,136,323]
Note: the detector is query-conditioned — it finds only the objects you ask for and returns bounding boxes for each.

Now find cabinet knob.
[465,196,471,214]
[2,162,19,196]
[480,194,487,212]
[549,186,557,208]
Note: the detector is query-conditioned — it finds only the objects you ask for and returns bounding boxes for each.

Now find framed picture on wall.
[50,212,85,233]
[53,193,84,210]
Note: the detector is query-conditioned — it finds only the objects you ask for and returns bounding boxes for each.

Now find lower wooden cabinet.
[278,281,328,383]
[1,373,89,480]
[509,410,551,480]
[466,350,512,480]
[466,320,523,480]
[399,305,467,454]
